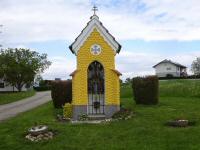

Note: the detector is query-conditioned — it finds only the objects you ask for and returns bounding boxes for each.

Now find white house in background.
[0,79,30,92]
[153,59,187,77]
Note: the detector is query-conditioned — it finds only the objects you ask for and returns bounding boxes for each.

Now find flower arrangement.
[63,103,72,118]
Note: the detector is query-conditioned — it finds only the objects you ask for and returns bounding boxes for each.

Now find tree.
[119,79,123,85]
[125,77,132,84]
[34,74,43,87]
[0,48,51,91]
[191,57,200,76]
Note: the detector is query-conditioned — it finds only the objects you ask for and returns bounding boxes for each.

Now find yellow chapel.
[69,7,122,120]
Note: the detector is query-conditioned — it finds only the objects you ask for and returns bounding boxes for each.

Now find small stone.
[37,134,41,138]
[26,130,54,142]
[49,135,53,139]
[43,137,49,140]
[43,133,48,137]
[105,119,111,122]
[38,137,42,140]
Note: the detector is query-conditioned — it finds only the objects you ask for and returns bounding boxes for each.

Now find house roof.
[153,59,187,68]
[69,14,121,55]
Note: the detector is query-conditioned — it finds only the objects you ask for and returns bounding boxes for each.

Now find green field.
[0,90,36,105]
[0,80,200,150]
[121,79,200,98]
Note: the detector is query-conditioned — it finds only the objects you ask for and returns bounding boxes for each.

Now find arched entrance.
[88,61,105,114]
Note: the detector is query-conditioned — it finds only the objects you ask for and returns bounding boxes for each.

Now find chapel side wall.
[105,69,120,105]
[115,73,120,105]
[72,28,119,106]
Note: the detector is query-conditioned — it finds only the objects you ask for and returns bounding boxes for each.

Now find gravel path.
[0,91,51,122]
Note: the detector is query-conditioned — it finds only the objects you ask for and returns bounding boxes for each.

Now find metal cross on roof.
[92,5,98,15]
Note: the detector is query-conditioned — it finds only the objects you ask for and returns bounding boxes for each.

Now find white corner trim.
[72,18,119,55]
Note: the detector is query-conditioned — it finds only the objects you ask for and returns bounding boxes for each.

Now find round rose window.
[90,44,101,55]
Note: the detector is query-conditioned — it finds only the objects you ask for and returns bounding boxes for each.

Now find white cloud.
[116,51,200,80]
[1,0,200,44]
[1,0,200,80]
[41,56,76,80]
[41,51,200,80]
[0,0,90,44]
[16,44,27,49]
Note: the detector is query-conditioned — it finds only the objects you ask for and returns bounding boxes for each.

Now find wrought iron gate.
[88,61,105,114]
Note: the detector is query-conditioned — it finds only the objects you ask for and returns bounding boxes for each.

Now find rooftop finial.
[92,5,98,15]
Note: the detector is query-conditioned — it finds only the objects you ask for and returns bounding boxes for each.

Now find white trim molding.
[69,15,121,55]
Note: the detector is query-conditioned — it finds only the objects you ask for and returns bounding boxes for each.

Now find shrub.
[166,74,174,78]
[132,76,159,105]
[51,80,72,108]
[78,114,89,121]
[63,103,72,118]
[158,75,200,80]
[112,107,134,120]
[33,86,52,91]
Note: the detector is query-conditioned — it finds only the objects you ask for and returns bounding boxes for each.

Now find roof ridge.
[69,14,121,55]
[153,59,187,68]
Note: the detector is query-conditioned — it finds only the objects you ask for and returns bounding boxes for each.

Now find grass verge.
[0,80,200,149]
[0,97,200,150]
[0,90,36,105]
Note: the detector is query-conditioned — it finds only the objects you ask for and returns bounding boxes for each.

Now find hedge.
[33,86,52,91]
[132,76,159,105]
[159,75,200,80]
[51,80,72,108]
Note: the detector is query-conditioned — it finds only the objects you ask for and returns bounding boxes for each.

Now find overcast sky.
[1,0,200,80]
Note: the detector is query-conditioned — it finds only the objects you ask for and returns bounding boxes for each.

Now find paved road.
[0,91,51,122]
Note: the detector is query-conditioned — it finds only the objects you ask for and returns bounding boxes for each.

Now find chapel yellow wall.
[72,28,120,106]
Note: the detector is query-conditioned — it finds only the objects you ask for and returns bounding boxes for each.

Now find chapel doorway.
[88,61,105,114]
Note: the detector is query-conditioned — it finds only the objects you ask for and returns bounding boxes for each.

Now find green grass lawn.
[122,79,200,98]
[159,79,200,97]
[0,80,200,150]
[0,90,36,105]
